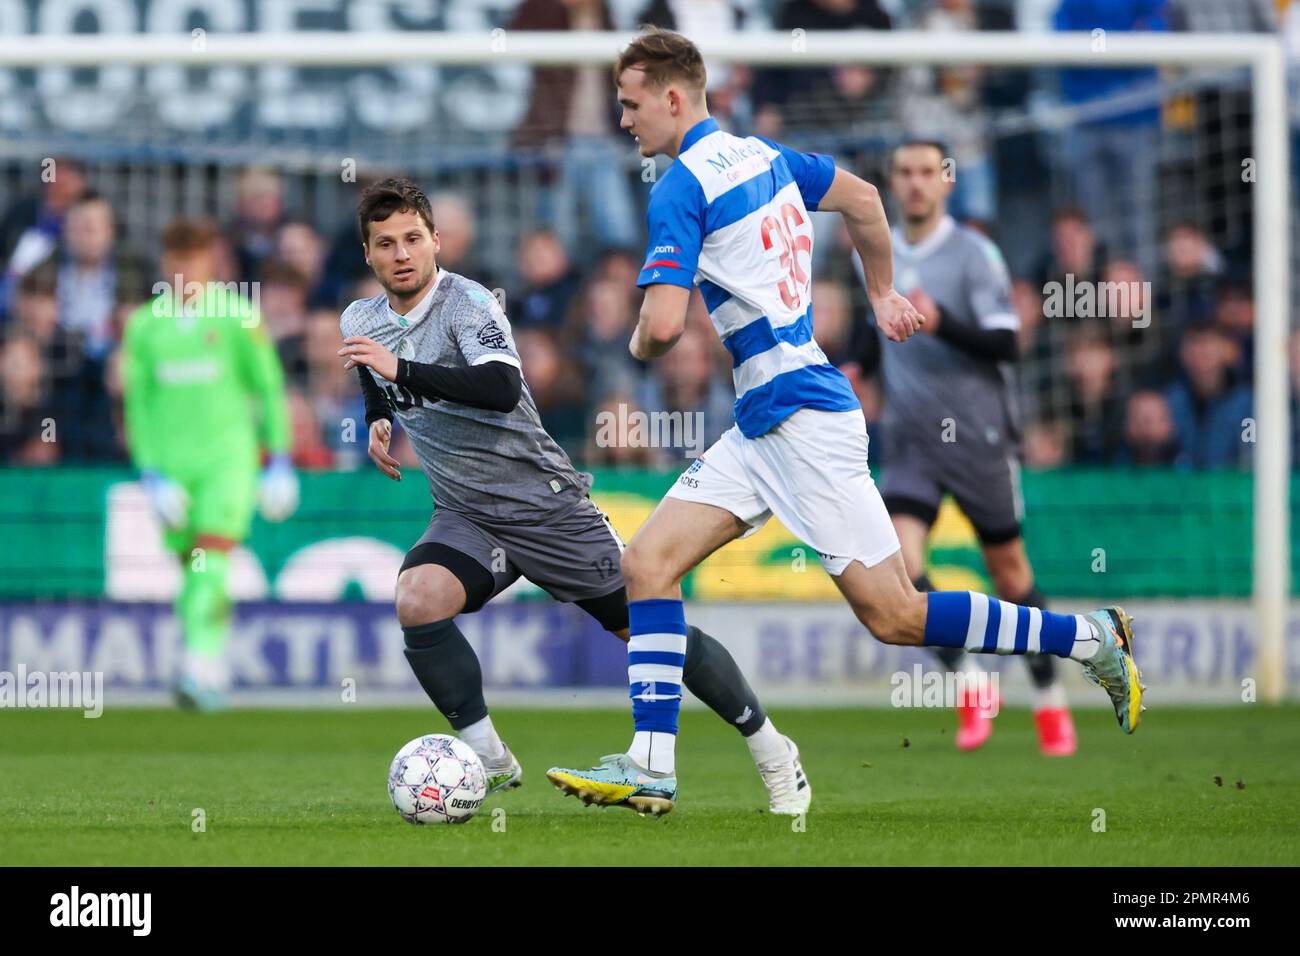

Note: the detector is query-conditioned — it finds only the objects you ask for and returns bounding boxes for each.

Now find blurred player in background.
[339,178,807,814]
[872,140,1075,756]
[122,218,299,711]
[549,29,1141,815]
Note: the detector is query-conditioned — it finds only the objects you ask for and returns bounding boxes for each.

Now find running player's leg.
[545,433,771,813]
[397,512,523,787]
[171,464,257,710]
[517,497,802,810]
[877,430,964,666]
[615,420,796,789]
[754,408,1144,734]
[834,527,1143,730]
[888,506,966,669]
[545,496,751,814]
[572,587,773,743]
[982,535,1076,755]
[619,496,753,774]
[571,579,803,812]
[952,449,1077,752]
[887,502,999,744]
[173,533,235,710]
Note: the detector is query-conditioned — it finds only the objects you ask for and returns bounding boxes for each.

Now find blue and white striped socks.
[626,598,687,775]
[924,592,1101,661]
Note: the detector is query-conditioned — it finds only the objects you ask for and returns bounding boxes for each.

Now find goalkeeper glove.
[141,470,190,530]
[258,453,299,523]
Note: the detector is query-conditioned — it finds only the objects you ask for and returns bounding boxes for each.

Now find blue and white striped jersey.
[636,117,859,438]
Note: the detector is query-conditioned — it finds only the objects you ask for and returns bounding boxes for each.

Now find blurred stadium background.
[0,0,1294,708]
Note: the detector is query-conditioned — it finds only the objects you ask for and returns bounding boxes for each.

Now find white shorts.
[666,407,901,576]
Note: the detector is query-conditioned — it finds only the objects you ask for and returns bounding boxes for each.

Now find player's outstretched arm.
[818,168,923,343]
[630,283,691,360]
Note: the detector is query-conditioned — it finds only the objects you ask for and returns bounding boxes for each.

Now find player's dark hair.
[160,217,219,253]
[614,26,707,98]
[892,139,950,167]
[1051,203,1091,226]
[357,177,435,245]
[67,189,109,210]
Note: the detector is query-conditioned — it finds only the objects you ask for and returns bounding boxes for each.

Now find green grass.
[1,706,1297,866]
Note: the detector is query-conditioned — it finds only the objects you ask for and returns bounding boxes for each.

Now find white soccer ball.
[387,733,488,825]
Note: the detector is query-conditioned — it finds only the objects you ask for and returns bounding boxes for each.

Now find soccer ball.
[387,734,488,825]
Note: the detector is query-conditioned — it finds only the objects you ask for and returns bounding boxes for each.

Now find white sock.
[745,718,788,766]
[1034,681,1068,712]
[1068,616,1103,662]
[629,730,676,775]
[183,649,229,690]
[460,715,505,763]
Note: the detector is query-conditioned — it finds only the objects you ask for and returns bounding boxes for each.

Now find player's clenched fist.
[871,288,925,342]
[339,336,399,382]
[368,418,402,481]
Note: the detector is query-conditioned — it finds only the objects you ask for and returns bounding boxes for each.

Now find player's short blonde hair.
[614,27,707,101]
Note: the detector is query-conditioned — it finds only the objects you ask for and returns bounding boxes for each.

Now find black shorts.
[879,425,1024,545]
[399,498,629,629]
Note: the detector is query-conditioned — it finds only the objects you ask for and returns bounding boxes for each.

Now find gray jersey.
[879,216,1020,447]
[340,270,592,524]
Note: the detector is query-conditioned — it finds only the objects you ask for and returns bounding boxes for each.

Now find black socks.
[402,619,489,730]
[683,626,768,738]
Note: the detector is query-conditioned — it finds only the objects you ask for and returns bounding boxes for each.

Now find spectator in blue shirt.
[1053,0,1169,271]
[1165,321,1253,469]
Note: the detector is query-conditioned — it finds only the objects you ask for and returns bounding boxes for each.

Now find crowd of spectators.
[0,0,1287,475]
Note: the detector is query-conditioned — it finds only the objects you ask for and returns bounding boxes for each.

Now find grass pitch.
[1,705,1296,866]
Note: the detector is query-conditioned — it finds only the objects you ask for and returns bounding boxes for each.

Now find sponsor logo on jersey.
[653,244,680,255]
[477,320,508,350]
[155,357,220,385]
[703,140,765,174]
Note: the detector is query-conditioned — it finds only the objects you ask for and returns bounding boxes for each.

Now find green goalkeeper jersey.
[122,286,291,479]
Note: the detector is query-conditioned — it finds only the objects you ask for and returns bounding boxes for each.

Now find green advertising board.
[0,466,1273,601]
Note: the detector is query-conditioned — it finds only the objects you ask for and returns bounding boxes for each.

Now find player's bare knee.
[395,566,465,627]
[620,545,676,597]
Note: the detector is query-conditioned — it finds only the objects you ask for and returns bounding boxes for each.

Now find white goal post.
[0,29,1288,701]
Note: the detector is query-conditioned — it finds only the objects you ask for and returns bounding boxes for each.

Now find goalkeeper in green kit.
[122,218,298,711]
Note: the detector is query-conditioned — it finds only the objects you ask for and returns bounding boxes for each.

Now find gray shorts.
[401,497,626,608]
[878,426,1024,545]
